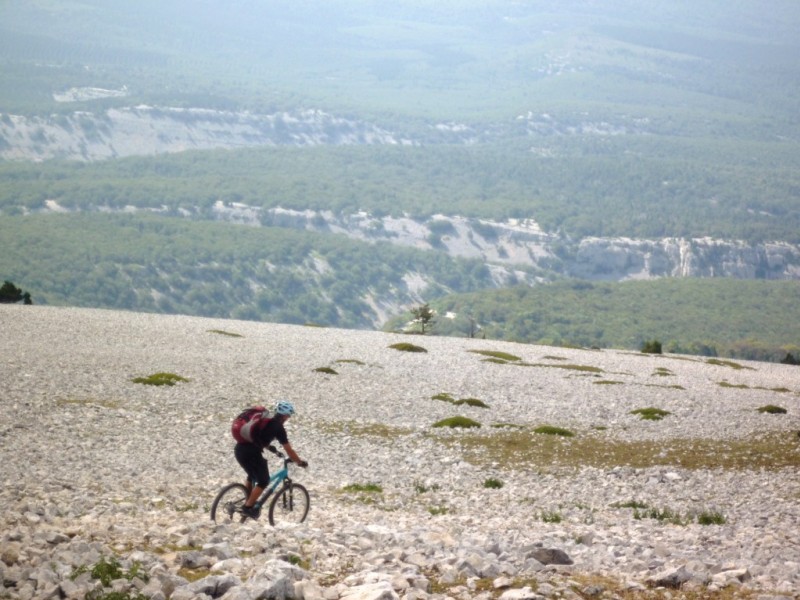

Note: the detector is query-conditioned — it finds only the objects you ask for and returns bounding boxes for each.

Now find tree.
[0,280,32,304]
[411,303,436,334]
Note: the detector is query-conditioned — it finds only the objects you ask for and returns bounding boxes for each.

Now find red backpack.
[231,406,270,443]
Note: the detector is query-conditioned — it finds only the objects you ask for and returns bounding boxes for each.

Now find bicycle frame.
[255,447,293,507]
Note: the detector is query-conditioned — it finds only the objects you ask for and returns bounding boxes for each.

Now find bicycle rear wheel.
[268,482,310,526]
[210,483,248,523]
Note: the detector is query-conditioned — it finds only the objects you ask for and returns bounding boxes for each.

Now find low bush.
[341,482,383,493]
[541,511,563,523]
[313,366,338,374]
[432,393,490,408]
[641,339,662,354]
[757,405,787,414]
[131,372,188,386]
[71,556,148,586]
[697,511,727,525]
[630,407,671,421]
[483,478,503,489]
[533,425,575,437]
[207,329,243,337]
[389,342,427,353]
[468,349,521,362]
[433,416,481,429]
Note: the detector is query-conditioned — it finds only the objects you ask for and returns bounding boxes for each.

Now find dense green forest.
[0,213,493,327]
[2,141,799,243]
[390,279,800,361]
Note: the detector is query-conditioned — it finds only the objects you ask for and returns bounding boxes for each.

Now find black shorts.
[234,443,269,488]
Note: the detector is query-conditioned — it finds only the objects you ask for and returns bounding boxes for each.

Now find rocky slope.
[1,305,799,600]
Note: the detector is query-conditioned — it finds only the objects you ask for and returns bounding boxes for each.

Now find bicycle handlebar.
[265,445,305,467]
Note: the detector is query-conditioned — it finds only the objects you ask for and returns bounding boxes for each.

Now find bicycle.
[210,445,310,526]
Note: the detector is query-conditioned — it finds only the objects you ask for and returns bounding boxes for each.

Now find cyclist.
[234,400,308,519]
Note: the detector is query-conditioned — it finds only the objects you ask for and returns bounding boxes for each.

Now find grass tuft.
[433,416,481,429]
[389,342,427,353]
[313,366,338,374]
[757,404,787,414]
[631,407,671,421]
[341,482,383,493]
[541,511,563,523]
[468,349,522,362]
[207,329,243,337]
[533,425,575,437]
[483,478,503,489]
[706,358,753,370]
[131,372,188,386]
[697,511,727,525]
[433,393,489,408]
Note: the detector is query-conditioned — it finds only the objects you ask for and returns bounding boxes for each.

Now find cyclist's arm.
[281,442,306,466]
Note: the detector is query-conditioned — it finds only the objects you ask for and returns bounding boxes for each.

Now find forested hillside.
[0,213,493,327]
[390,279,800,362]
[2,142,799,243]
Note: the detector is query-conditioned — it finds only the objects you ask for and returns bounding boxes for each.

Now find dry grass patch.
[314,421,414,438]
[439,430,800,471]
[706,358,754,371]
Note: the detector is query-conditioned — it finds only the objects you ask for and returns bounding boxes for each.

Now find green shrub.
[483,478,503,489]
[433,416,481,429]
[641,339,662,354]
[697,511,726,525]
[541,511,562,523]
[719,381,749,389]
[613,500,648,509]
[454,397,489,408]
[432,393,489,408]
[707,358,752,370]
[428,506,449,515]
[533,425,575,437]
[630,407,671,421]
[634,507,685,525]
[389,342,427,353]
[341,482,383,493]
[71,557,148,587]
[757,405,787,414]
[131,372,188,386]
[86,591,148,600]
[468,349,521,362]
[207,329,243,337]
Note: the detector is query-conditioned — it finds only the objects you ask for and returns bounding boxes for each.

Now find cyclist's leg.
[234,443,269,508]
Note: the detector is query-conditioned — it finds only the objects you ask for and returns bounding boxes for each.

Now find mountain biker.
[234,400,308,518]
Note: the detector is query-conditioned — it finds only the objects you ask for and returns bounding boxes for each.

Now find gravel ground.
[1,305,799,600]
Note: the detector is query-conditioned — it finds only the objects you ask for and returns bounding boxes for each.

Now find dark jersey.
[252,417,289,448]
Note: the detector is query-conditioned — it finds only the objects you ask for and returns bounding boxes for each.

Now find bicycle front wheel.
[268,482,310,526]
[210,483,248,523]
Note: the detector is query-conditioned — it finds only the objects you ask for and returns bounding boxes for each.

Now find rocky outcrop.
[0,107,413,162]
[251,207,800,282]
[569,237,800,280]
